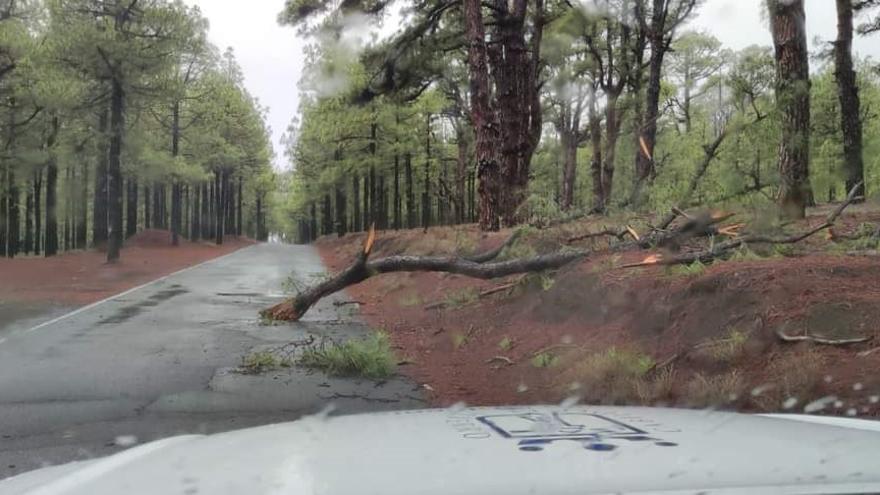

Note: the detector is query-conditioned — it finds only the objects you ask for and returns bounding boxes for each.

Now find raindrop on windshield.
[782,397,798,410]
[559,396,579,409]
[114,435,138,447]
[804,396,838,413]
[447,401,467,414]
[517,383,529,393]
[852,382,864,391]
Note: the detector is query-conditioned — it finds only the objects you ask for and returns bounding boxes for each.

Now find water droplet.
[312,404,336,421]
[782,397,798,410]
[870,395,879,404]
[569,381,582,391]
[517,383,529,393]
[853,382,864,391]
[114,435,138,447]
[447,402,467,414]
[804,396,837,413]
[846,408,858,417]
[834,400,844,408]
[559,396,579,409]
[823,375,833,384]
[728,393,739,402]
[561,335,573,345]
[751,384,772,397]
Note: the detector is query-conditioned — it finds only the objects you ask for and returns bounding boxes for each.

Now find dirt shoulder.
[316,209,880,417]
[0,229,255,307]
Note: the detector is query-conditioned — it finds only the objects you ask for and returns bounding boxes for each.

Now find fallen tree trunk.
[263,228,589,321]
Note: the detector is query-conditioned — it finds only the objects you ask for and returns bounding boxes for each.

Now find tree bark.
[33,168,41,255]
[45,116,59,257]
[77,162,88,247]
[106,79,125,262]
[405,152,415,228]
[352,174,360,232]
[171,100,181,245]
[214,172,224,245]
[236,176,243,236]
[24,177,32,254]
[126,177,138,239]
[464,0,502,231]
[834,0,865,200]
[322,193,332,235]
[335,185,347,237]
[769,0,812,219]
[393,153,401,229]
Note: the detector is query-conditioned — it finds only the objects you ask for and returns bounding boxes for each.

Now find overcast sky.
[183,0,880,170]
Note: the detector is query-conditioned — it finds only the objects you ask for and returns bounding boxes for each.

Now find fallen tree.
[263,227,590,321]
[263,184,862,322]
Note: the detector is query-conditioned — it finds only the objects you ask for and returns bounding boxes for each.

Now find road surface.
[0,243,424,479]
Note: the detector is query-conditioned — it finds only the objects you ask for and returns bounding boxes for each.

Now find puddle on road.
[99,285,189,325]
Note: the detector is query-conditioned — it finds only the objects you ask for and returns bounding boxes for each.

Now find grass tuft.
[298,331,397,379]
[240,351,292,374]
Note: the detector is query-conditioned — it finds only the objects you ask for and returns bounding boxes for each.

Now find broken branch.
[263,239,591,322]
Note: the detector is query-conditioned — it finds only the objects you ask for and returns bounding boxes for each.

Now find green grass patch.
[531,352,559,368]
[498,336,514,352]
[240,351,292,374]
[298,332,397,379]
[666,260,707,278]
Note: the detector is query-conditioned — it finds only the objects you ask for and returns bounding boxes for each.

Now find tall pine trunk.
[352,174,360,232]
[77,162,88,247]
[834,0,865,199]
[33,168,41,255]
[236,176,243,236]
[45,116,59,257]
[405,153,415,228]
[769,0,812,219]
[214,172,224,245]
[126,178,138,238]
[393,154,401,229]
[106,80,125,262]
[171,100,181,245]
[93,108,108,247]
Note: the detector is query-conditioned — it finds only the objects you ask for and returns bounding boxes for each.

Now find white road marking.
[22,245,257,334]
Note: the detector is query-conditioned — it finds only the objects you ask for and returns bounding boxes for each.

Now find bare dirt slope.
[315,207,880,417]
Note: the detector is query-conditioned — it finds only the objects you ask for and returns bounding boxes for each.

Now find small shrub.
[498,336,513,352]
[685,371,744,408]
[574,348,655,404]
[634,367,677,405]
[697,328,750,363]
[752,346,826,411]
[531,352,559,368]
[298,332,397,379]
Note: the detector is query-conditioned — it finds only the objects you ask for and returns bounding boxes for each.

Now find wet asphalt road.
[0,243,424,479]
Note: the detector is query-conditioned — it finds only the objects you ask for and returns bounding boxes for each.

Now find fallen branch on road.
[262,226,591,322]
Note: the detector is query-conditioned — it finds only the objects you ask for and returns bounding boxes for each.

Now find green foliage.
[498,336,513,352]
[298,331,397,379]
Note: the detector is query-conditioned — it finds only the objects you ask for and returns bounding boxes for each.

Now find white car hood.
[3,405,880,495]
